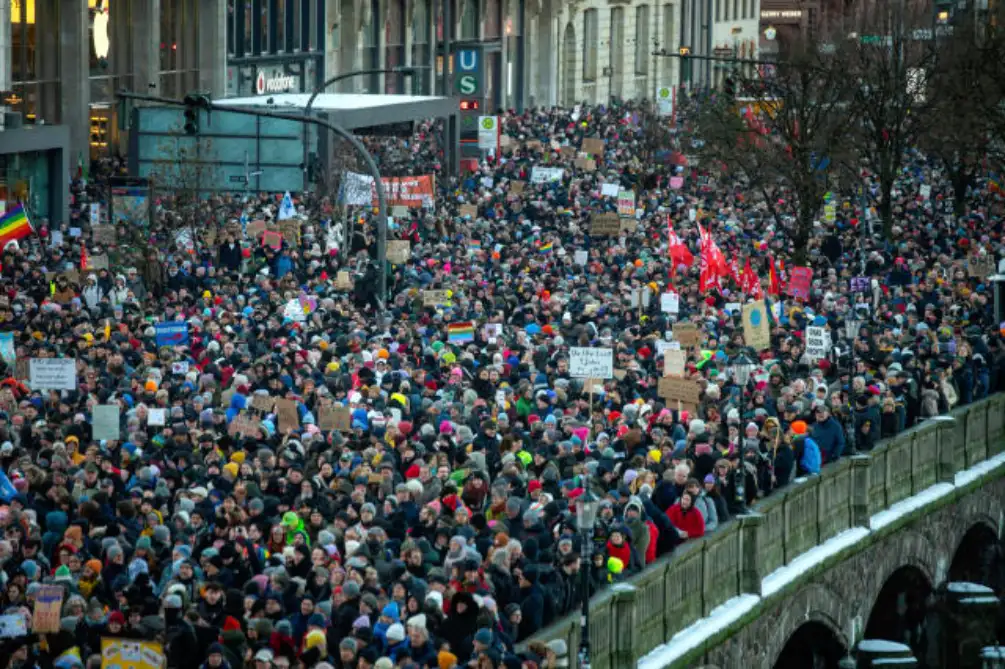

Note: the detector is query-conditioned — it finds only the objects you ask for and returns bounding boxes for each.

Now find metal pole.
[579,529,592,669]
[119,90,390,316]
[301,67,421,191]
[847,329,857,454]
[442,0,452,96]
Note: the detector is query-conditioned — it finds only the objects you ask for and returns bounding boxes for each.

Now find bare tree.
[694,35,858,263]
[843,0,936,238]
[919,11,1000,212]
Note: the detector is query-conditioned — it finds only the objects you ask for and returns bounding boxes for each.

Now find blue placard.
[155,321,190,347]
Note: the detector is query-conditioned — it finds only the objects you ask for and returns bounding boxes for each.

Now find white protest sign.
[29,358,77,390]
[660,292,680,314]
[530,167,564,183]
[664,349,687,377]
[172,361,189,375]
[92,405,120,441]
[569,347,614,380]
[148,408,167,426]
[805,326,831,359]
[574,250,588,265]
[601,183,620,197]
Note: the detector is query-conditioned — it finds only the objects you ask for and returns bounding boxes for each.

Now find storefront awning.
[215,93,457,131]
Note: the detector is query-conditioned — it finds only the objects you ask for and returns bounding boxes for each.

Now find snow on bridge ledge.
[637,449,1005,669]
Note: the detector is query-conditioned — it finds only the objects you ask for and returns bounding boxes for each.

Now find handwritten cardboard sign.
[582,138,605,156]
[386,240,410,265]
[228,413,263,439]
[32,585,63,633]
[460,204,478,218]
[560,146,576,158]
[423,289,450,306]
[319,405,352,432]
[92,225,117,245]
[590,213,621,237]
[673,323,700,347]
[511,181,525,194]
[574,158,596,171]
[274,398,299,433]
[262,230,282,250]
[658,376,702,405]
[278,219,301,246]
[250,394,275,413]
[335,271,353,290]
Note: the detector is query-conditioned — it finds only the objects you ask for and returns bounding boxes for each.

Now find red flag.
[768,256,781,297]
[666,217,694,270]
[80,246,88,271]
[740,258,764,298]
[698,224,728,293]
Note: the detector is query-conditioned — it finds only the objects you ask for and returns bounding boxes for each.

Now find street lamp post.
[576,487,599,669]
[301,66,423,191]
[844,315,863,454]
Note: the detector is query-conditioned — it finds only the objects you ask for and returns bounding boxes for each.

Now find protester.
[0,97,1001,669]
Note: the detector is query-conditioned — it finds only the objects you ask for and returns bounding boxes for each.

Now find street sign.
[478,116,499,152]
[456,74,477,95]
[230,175,248,184]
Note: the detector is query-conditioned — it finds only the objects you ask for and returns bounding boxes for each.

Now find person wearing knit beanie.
[304,629,327,652]
[438,650,459,669]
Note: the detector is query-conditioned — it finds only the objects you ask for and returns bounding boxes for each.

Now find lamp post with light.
[576,486,599,669]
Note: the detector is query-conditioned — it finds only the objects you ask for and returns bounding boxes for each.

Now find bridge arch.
[762,583,850,667]
[773,620,848,668]
[864,564,933,659]
[948,520,999,586]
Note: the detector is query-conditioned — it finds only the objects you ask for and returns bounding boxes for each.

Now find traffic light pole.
[118,90,391,322]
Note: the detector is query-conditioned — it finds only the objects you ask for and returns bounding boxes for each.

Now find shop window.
[245,1,253,53]
[292,0,302,50]
[362,0,380,91]
[583,9,598,82]
[276,0,286,52]
[635,5,649,75]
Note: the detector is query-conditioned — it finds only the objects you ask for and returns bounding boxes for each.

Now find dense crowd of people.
[0,97,1003,669]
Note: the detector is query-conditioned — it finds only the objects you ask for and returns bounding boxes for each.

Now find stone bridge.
[518,394,1005,669]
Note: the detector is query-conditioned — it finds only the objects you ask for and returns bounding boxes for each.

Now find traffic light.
[182,93,211,135]
[460,99,480,111]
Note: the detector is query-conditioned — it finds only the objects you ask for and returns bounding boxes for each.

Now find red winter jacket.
[666,502,706,539]
[645,520,659,564]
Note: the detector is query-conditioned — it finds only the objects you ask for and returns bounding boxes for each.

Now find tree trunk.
[952,168,972,216]
[793,203,814,265]
[879,169,895,241]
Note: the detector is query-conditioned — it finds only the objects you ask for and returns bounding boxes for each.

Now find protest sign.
[262,230,282,250]
[320,405,352,432]
[0,332,14,363]
[743,300,771,351]
[617,191,636,217]
[155,322,189,347]
[574,158,596,171]
[660,292,680,314]
[658,377,702,405]
[229,413,262,439]
[92,225,117,245]
[574,250,589,265]
[787,266,813,299]
[387,240,410,264]
[969,255,995,279]
[335,271,353,290]
[251,394,275,413]
[92,405,121,441]
[805,326,830,358]
[0,614,27,638]
[278,219,301,245]
[32,585,63,633]
[100,638,165,669]
[582,137,605,156]
[569,347,614,380]
[510,181,525,194]
[849,277,870,293]
[172,361,189,375]
[530,167,564,183]
[460,204,478,218]
[560,146,576,158]
[147,408,166,426]
[673,323,700,347]
[423,290,450,306]
[275,398,299,433]
[29,358,77,390]
[601,183,620,197]
[663,349,686,377]
[590,213,621,237]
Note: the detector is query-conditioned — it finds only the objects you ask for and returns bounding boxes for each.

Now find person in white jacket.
[108,274,130,308]
[82,274,105,311]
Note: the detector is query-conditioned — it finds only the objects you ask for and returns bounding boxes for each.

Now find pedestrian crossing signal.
[460,99,480,111]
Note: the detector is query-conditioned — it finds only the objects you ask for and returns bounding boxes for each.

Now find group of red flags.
[666,216,785,299]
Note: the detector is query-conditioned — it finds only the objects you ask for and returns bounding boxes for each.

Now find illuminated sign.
[255,70,298,95]
[760,9,802,18]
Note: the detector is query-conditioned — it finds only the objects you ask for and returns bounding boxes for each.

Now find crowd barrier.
[517,394,1005,668]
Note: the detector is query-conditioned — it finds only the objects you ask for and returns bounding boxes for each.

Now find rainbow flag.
[990,173,1002,194]
[539,242,553,255]
[0,205,32,248]
[448,322,475,344]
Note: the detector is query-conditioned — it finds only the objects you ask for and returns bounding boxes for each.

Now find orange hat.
[144,380,158,392]
[634,259,644,267]
[791,420,808,435]
[85,559,102,575]
[377,349,390,359]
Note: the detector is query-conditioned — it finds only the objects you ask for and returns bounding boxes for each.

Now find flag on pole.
[0,205,33,248]
[740,258,764,299]
[666,217,694,270]
[768,256,781,297]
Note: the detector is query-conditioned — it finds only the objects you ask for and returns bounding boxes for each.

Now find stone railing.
[517,394,1005,669]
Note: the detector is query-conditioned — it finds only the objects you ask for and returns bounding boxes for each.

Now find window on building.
[733,0,739,21]
[275,0,286,52]
[610,7,623,70]
[411,0,431,94]
[460,0,479,40]
[385,0,405,93]
[484,0,500,39]
[635,5,649,74]
[291,0,301,50]
[244,1,253,53]
[663,3,674,52]
[583,9,598,81]
[260,0,269,52]
[723,0,729,21]
[362,0,380,91]
[227,0,236,54]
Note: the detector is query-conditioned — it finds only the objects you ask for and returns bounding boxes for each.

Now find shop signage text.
[256,71,298,95]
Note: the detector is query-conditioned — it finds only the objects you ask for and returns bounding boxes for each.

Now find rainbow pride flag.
[539,242,553,255]
[448,321,475,344]
[0,205,32,248]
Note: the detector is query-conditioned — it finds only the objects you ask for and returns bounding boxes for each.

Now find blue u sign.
[457,49,479,73]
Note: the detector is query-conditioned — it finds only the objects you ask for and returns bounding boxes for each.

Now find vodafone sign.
[255,70,298,95]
